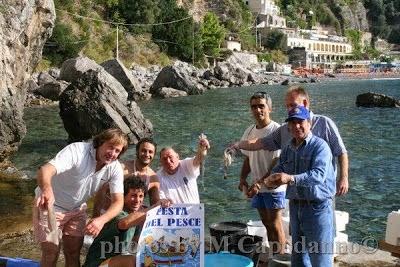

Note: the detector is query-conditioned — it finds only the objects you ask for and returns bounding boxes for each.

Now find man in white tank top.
[239,92,286,254]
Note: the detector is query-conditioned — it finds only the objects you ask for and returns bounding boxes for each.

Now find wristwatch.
[289,175,295,185]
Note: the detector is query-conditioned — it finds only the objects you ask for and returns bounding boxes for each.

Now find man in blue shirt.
[234,86,348,195]
[255,105,335,266]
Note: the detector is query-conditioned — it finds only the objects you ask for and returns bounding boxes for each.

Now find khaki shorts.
[33,201,87,244]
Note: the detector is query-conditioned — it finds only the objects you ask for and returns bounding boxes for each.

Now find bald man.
[157,137,210,204]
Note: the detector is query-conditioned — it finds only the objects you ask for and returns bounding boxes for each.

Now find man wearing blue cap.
[253,105,335,266]
[233,86,348,196]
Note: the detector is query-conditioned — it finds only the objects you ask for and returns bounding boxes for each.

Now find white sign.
[136,204,204,267]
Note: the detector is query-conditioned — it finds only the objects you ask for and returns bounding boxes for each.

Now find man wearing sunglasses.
[234,86,348,196]
[238,91,286,254]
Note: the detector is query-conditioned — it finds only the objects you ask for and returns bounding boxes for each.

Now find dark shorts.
[251,191,286,209]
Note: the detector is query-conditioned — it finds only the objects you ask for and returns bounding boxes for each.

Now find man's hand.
[246,182,260,198]
[160,198,173,208]
[238,179,249,192]
[85,217,106,237]
[264,173,292,189]
[336,176,349,196]
[36,186,54,209]
[198,136,210,154]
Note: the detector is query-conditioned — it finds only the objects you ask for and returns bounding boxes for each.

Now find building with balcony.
[286,29,353,70]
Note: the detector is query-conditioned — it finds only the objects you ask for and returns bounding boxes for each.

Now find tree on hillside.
[200,12,225,58]
[263,29,287,51]
[152,0,203,63]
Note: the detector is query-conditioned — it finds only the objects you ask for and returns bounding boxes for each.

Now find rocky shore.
[24,53,324,107]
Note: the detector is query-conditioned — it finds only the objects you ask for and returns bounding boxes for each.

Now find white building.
[286,29,353,69]
[244,0,286,28]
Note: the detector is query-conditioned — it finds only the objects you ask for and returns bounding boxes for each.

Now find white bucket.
[385,209,400,246]
[335,210,349,232]
[247,220,268,246]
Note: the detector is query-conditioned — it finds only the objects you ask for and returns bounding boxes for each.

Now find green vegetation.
[345,29,362,59]
[200,13,226,58]
[40,0,400,70]
[262,29,287,51]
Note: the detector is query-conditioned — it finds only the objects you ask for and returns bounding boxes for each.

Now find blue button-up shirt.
[261,111,347,175]
[272,133,336,201]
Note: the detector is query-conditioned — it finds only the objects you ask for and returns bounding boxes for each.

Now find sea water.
[7,78,400,243]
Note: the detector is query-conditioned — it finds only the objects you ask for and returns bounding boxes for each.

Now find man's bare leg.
[107,255,136,267]
[63,235,84,267]
[40,241,60,267]
[257,208,286,254]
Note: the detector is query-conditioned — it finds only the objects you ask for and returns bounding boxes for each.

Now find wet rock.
[59,69,153,144]
[356,92,400,108]
[101,59,149,101]
[59,56,102,83]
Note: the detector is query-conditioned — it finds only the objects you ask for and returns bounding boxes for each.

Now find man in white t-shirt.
[33,128,128,267]
[238,92,286,254]
[158,136,210,204]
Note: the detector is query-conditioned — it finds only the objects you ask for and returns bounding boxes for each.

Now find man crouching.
[84,176,152,267]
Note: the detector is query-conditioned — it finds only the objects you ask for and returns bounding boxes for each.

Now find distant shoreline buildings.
[242,0,355,70]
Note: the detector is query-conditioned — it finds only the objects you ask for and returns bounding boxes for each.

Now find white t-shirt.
[158,157,200,204]
[241,122,286,193]
[35,142,124,212]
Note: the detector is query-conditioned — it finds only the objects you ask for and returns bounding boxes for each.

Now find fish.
[223,147,236,179]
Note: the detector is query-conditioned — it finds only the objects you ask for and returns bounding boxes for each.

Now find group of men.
[235,86,348,266]
[33,85,348,267]
[33,128,209,267]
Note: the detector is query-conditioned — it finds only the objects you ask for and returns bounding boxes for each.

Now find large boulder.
[59,69,153,144]
[0,0,55,162]
[37,71,56,86]
[356,92,400,108]
[35,80,70,101]
[101,59,150,101]
[150,65,203,95]
[59,56,102,82]
[214,62,252,86]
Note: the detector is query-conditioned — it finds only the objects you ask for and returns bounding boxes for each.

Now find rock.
[25,79,39,93]
[35,80,70,101]
[37,71,56,85]
[281,79,290,85]
[150,65,203,95]
[356,92,400,108]
[154,87,188,98]
[59,69,153,144]
[59,56,102,82]
[101,59,148,101]
[202,70,214,80]
[0,0,56,162]
[48,68,60,79]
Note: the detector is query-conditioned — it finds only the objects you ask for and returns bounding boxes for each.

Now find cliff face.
[0,0,56,163]
[339,1,369,32]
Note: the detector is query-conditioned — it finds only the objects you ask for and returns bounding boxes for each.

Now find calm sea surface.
[6,79,400,243]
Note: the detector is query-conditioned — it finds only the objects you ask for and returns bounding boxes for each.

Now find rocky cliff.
[0,0,56,163]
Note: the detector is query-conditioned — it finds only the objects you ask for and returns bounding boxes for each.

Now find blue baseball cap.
[285,106,310,122]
